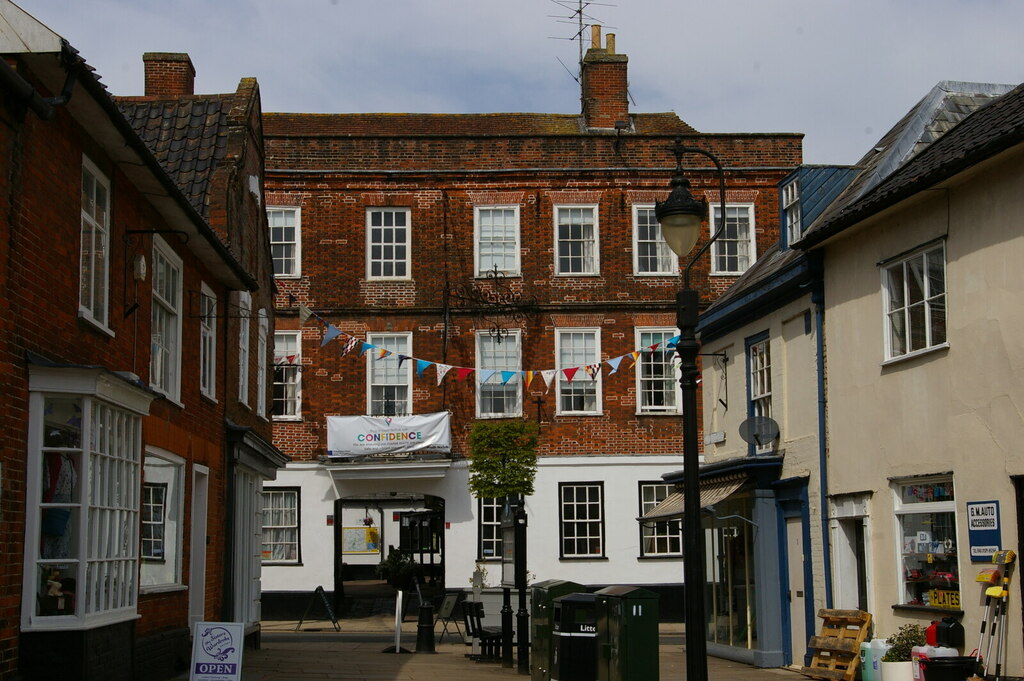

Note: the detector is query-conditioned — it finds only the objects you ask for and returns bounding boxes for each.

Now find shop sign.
[326,412,451,457]
[190,622,243,681]
[928,589,961,610]
[966,500,1001,562]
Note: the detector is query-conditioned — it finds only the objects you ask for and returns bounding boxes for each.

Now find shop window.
[894,477,960,610]
[140,451,185,590]
[639,482,681,556]
[261,488,300,564]
[559,482,604,558]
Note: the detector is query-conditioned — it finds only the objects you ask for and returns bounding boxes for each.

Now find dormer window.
[783,181,802,246]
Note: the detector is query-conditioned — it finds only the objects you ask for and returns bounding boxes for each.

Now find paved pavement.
[176,616,806,680]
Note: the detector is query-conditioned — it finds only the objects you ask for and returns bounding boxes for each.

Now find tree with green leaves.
[467,420,538,498]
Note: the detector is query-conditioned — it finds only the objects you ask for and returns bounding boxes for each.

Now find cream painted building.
[797,82,1024,676]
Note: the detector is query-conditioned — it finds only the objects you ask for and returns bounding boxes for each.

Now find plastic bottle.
[871,638,892,681]
[911,645,936,681]
[861,642,875,681]
[933,646,957,658]
[925,620,939,646]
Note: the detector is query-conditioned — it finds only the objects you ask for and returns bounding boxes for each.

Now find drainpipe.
[0,51,77,120]
[811,273,834,608]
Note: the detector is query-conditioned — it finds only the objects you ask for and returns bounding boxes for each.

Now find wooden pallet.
[800,608,872,681]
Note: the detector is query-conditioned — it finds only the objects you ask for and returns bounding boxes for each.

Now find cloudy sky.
[17,0,1024,164]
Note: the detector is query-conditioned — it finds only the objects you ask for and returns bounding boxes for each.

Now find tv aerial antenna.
[547,0,617,84]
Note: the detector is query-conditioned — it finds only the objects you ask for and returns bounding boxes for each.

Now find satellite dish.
[738,417,780,449]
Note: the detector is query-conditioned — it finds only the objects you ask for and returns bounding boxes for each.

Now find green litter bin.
[531,580,585,681]
[594,586,660,681]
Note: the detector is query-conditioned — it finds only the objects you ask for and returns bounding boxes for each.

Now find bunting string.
[287,295,682,387]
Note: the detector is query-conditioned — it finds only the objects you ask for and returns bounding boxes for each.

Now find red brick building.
[0,5,283,680]
[260,28,801,617]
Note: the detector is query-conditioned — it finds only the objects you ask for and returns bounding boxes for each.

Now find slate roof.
[118,96,235,219]
[797,81,1014,247]
[800,80,1024,245]
[262,111,696,137]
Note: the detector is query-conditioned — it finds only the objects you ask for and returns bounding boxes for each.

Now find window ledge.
[892,604,963,616]
[553,273,601,278]
[273,416,303,423]
[881,343,949,368]
[475,272,521,279]
[559,556,609,562]
[555,412,603,417]
[632,272,679,278]
[262,561,304,567]
[78,312,116,339]
[638,555,683,560]
[140,584,188,595]
[636,410,682,417]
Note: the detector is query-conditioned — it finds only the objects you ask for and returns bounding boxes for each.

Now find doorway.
[786,517,808,664]
[189,464,209,630]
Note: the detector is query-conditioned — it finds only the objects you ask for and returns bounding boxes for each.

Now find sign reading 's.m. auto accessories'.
[327,412,452,458]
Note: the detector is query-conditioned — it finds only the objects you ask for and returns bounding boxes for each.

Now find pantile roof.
[118,96,235,219]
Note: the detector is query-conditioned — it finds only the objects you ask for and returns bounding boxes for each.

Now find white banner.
[327,412,451,458]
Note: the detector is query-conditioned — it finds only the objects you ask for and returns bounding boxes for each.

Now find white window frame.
[366,208,411,280]
[478,497,503,561]
[554,205,600,275]
[882,243,947,362]
[710,203,756,275]
[22,366,153,631]
[150,236,183,402]
[639,482,681,556]
[256,309,268,418]
[782,181,802,246]
[559,482,605,558]
[748,336,773,453]
[555,328,602,416]
[635,328,681,414]
[79,156,111,331]
[237,291,251,406]
[199,283,217,401]
[892,476,958,607]
[273,331,302,420]
[140,449,185,592]
[261,488,300,565]
[475,205,521,276]
[366,332,412,416]
[476,330,523,418]
[632,204,678,275]
[267,206,301,278]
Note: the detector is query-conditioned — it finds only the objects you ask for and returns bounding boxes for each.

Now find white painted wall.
[262,454,685,593]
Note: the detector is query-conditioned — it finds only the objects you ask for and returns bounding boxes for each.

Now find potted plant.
[880,623,927,681]
[375,549,423,592]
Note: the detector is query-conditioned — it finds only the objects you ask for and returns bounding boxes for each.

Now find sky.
[15,0,1024,165]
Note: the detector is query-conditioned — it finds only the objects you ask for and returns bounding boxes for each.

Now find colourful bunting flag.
[397,354,410,368]
[377,348,391,360]
[321,324,342,347]
[359,342,373,357]
[478,369,497,385]
[298,304,313,324]
[562,367,579,383]
[501,371,518,385]
[607,355,624,374]
[585,363,601,380]
[416,359,432,377]
[524,371,536,389]
[540,370,556,393]
[456,368,474,382]
[341,335,358,356]
[435,364,452,385]
[628,351,641,368]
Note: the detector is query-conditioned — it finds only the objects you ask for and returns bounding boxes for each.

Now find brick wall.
[263,122,800,463]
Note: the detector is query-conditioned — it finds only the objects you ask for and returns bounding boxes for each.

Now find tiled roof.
[701,241,808,319]
[262,111,696,137]
[118,96,234,218]
[802,80,1024,243]
[797,81,1013,246]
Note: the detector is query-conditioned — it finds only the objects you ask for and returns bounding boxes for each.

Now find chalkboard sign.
[295,585,340,631]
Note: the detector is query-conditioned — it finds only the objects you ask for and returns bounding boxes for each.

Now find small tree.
[467,420,538,498]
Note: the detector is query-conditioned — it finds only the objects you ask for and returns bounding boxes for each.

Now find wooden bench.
[460,600,503,660]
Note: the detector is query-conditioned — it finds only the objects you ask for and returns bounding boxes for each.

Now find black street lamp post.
[654,136,727,681]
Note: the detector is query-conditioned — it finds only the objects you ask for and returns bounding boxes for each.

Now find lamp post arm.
[677,146,727,290]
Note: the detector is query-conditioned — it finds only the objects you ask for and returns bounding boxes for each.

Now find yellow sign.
[929,589,961,609]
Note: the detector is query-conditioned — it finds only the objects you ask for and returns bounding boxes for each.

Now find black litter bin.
[921,656,979,681]
[551,592,598,681]
[531,580,585,681]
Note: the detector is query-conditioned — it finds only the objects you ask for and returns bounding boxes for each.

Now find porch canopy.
[639,473,746,522]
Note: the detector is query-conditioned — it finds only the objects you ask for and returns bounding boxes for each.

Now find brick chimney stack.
[580,25,629,129]
[143,53,195,97]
